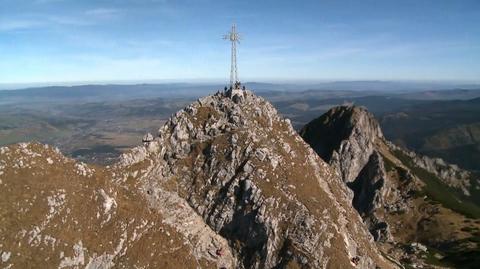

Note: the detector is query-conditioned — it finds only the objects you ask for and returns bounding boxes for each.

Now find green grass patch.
[467,172,480,206]
[424,248,452,267]
[461,226,478,233]
[441,249,480,269]
[424,244,480,269]
[382,155,396,172]
[393,149,480,219]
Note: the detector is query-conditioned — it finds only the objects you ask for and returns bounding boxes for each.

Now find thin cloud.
[0,19,43,31]
[47,15,94,26]
[85,8,122,19]
[33,0,65,4]
[0,16,92,32]
[125,39,177,49]
[0,8,121,32]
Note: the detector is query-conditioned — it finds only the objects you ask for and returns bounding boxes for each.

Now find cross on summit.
[223,23,245,98]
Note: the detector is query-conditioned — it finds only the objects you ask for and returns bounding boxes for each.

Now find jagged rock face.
[0,92,396,269]
[300,106,392,242]
[117,91,394,269]
[347,152,392,242]
[0,143,234,268]
[300,105,480,268]
[387,142,474,196]
[299,106,383,183]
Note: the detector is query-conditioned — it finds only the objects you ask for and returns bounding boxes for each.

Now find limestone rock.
[300,105,383,183]
[387,141,475,196]
[0,92,397,269]
[118,91,396,269]
[300,104,480,268]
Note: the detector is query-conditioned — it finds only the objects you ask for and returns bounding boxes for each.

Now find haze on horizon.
[1,0,479,85]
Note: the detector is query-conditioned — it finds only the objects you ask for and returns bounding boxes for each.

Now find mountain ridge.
[300,104,480,268]
[0,90,396,268]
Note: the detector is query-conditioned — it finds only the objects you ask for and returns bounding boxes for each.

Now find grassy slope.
[386,149,480,268]
[392,149,480,219]
[381,98,480,172]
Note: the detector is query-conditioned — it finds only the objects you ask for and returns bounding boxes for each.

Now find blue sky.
[0,0,479,84]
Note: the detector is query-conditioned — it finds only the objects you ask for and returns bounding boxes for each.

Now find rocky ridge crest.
[299,106,383,184]
[300,105,480,268]
[0,91,396,268]
[117,91,394,268]
[0,142,233,268]
[387,142,473,196]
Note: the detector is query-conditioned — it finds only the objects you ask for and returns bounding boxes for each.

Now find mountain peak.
[300,104,480,268]
[1,91,396,268]
[300,105,383,183]
[117,91,394,268]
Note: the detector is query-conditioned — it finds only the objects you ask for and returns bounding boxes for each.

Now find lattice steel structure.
[223,24,241,88]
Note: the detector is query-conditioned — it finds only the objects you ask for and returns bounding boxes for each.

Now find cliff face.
[300,105,480,268]
[0,142,234,269]
[299,106,383,184]
[0,91,395,269]
[300,106,394,242]
[117,91,393,269]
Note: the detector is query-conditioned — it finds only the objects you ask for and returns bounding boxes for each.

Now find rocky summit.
[301,105,480,268]
[0,91,397,269]
[300,106,384,184]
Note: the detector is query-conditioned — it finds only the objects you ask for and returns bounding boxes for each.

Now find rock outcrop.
[347,151,391,242]
[300,106,394,242]
[117,91,394,268]
[0,91,396,268]
[387,142,474,196]
[0,143,235,268]
[300,105,480,268]
[299,106,383,183]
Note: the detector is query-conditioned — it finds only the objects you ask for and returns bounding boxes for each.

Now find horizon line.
[2,78,480,91]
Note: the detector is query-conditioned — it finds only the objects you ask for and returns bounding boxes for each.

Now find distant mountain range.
[381,97,480,172]
[1,83,480,172]
[2,81,479,104]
